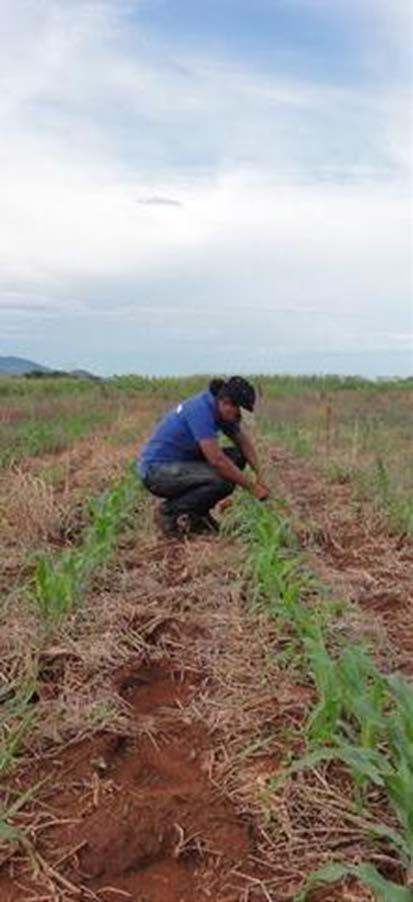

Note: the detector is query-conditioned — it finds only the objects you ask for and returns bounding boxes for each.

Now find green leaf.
[295,863,350,900]
[366,821,410,861]
[356,863,413,901]
[295,861,413,902]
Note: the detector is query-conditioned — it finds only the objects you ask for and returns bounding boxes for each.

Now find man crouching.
[137,376,269,537]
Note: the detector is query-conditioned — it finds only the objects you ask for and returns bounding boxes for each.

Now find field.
[0,374,412,902]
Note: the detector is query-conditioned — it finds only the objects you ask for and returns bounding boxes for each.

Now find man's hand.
[199,438,270,500]
[252,481,270,501]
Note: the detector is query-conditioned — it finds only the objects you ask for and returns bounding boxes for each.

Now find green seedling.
[295,861,413,902]
[34,468,142,621]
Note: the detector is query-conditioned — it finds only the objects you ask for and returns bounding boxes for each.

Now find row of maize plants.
[228,498,413,902]
[34,467,141,620]
[2,469,141,770]
[1,468,142,856]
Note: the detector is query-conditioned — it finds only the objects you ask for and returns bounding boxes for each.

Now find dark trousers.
[143,447,246,518]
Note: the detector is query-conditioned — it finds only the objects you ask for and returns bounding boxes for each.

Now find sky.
[0,0,412,376]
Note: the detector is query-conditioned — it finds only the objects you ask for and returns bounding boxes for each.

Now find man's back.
[138,390,218,477]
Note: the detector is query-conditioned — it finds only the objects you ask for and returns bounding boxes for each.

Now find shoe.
[203,512,220,533]
[176,513,192,535]
[189,512,220,534]
[154,504,179,537]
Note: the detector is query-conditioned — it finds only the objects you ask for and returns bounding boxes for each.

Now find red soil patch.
[0,663,265,902]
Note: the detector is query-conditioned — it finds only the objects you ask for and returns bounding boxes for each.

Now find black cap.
[226,376,256,412]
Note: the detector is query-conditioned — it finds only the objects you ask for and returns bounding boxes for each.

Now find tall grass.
[0,382,152,467]
[260,387,413,534]
[0,408,112,467]
[2,372,411,405]
[0,376,102,398]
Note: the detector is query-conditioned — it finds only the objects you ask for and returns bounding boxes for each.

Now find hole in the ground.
[117,664,193,714]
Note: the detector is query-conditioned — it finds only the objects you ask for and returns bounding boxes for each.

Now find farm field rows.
[0,375,412,901]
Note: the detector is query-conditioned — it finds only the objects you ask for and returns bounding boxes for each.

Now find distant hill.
[0,357,100,379]
[0,356,50,375]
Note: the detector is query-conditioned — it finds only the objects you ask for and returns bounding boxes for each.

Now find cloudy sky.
[1,0,411,376]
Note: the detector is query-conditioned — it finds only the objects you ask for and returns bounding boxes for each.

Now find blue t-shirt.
[138,390,240,478]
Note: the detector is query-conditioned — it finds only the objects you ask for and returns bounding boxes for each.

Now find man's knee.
[212,475,236,498]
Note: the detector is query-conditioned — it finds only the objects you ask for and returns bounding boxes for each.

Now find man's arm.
[199,438,268,500]
[236,428,260,476]
[232,428,270,498]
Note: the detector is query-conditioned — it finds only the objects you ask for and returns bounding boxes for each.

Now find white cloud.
[0,0,411,373]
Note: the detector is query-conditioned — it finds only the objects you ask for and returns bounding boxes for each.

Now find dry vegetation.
[0,374,412,902]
